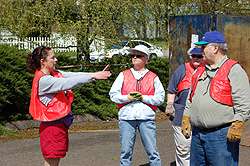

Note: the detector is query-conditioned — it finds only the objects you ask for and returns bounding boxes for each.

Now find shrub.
[0,45,169,123]
[0,44,33,123]
[56,53,169,119]
[146,57,169,111]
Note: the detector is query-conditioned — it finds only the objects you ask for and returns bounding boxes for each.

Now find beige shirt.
[184,55,250,128]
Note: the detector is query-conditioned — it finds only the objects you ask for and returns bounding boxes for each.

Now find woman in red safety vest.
[26,46,111,166]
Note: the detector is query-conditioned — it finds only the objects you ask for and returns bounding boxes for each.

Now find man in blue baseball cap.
[195,30,226,45]
[166,46,205,166]
[194,31,228,65]
[181,31,250,165]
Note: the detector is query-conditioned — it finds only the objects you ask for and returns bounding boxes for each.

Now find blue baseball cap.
[190,47,202,55]
[195,31,226,45]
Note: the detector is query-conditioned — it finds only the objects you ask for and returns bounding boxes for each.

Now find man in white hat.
[109,45,165,166]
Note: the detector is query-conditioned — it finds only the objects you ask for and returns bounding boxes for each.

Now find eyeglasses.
[191,55,203,59]
[130,54,145,58]
[201,44,214,50]
[40,45,46,57]
[201,45,208,50]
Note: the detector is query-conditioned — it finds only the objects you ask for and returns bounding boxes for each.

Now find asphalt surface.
[1,119,250,166]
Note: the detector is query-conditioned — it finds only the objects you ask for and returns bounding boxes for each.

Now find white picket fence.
[0,32,78,52]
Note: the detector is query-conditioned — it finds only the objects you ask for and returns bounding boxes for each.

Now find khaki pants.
[172,122,191,166]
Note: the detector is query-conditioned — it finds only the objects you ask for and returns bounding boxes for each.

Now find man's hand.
[127,92,143,102]
[181,115,191,139]
[165,102,175,118]
[227,120,245,142]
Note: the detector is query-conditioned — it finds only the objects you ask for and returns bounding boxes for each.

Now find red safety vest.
[177,62,195,93]
[190,59,239,106]
[118,69,157,111]
[29,70,74,121]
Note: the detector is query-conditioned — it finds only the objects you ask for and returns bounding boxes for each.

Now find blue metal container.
[169,14,250,79]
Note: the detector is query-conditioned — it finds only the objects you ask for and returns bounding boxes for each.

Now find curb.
[4,114,100,130]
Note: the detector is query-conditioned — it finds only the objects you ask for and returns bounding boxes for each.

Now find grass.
[0,112,169,141]
[0,128,40,141]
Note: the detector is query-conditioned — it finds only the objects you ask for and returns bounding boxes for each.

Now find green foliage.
[0,124,15,136]
[71,79,118,120]
[146,57,169,110]
[167,0,250,16]
[69,54,132,120]
[55,53,132,120]
[0,0,169,62]
[0,44,34,123]
[0,44,169,122]
[1,0,250,63]
[55,52,81,68]
[60,54,169,119]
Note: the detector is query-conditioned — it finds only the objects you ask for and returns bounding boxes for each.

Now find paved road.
[1,119,250,166]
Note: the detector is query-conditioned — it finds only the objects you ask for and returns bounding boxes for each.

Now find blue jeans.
[119,120,161,166]
[190,126,239,166]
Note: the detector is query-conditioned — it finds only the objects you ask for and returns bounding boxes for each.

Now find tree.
[0,0,168,62]
[167,0,250,30]
[167,0,250,16]
[3,0,247,62]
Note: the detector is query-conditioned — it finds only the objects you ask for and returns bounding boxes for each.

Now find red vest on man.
[118,69,157,111]
[29,70,74,121]
[177,62,195,93]
[190,59,239,106]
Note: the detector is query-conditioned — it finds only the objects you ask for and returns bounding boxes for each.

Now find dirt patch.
[0,112,169,141]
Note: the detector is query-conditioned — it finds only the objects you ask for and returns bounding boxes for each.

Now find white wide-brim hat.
[127,45,150,56]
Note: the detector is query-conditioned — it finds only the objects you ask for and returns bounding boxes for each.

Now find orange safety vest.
[177,62,195,93]
[190,59,239,106]
[29,70,74,121]
[118,69,157,111]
